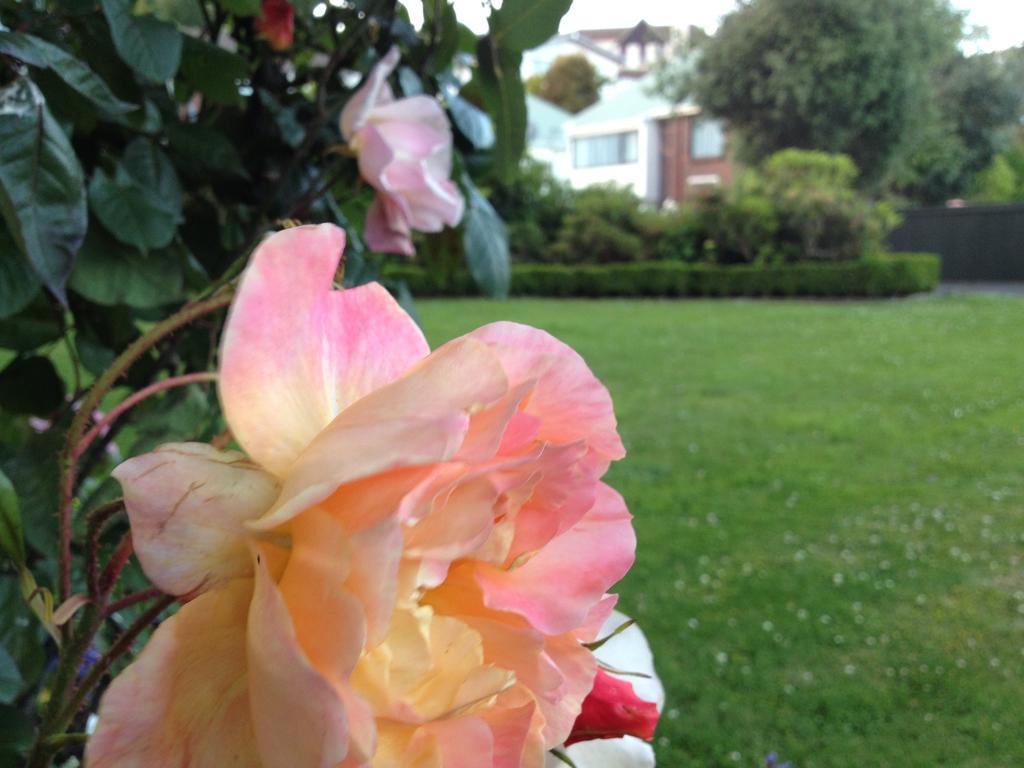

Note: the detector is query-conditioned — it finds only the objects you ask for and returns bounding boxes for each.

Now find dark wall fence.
[887,203,1024,281]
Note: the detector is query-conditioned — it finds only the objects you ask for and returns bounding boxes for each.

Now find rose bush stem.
[27,595,176,767]
[56,595,176,735]
[57,289,234,604]
[74,372,218,461]
[105,587,163,616]
[97,533,133,597]
[85,500,126,599]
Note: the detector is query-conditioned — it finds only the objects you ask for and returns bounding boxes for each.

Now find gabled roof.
[544,32,624,64]
[566,77,698,129]
[576,21,672,45]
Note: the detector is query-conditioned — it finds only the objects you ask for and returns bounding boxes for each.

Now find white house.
[562,78,732,204]
[522,22,734,204]
[525,95,572,179]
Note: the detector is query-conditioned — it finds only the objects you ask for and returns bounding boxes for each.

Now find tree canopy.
[673,0,965,187]
[526,53,603,114]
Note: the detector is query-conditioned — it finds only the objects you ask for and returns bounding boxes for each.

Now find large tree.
[676,0,964,185]
[526,53,603,113]
[889,49,1022,202]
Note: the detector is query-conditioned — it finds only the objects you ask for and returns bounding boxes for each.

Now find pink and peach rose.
[86,224,636,767]
[340,48,464,257]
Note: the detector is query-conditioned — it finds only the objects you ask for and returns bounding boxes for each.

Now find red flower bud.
[566,668,660,746]
[256,0,294,51]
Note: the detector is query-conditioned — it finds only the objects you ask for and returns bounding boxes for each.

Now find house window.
[572,131,639,168]
[691,118,726,159]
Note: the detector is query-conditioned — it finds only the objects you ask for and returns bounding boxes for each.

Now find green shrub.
[549,184,653,263]
[385,253,940,298]
[693,149,901,264]
[488,159,575,262]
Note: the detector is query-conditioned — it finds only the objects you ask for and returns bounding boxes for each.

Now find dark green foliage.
[693,150,901,264]
[971,128,1024,203]
[525,54,603,113]
[680,0,964,185]
[495,151,900,267]
[487,158,574,262]
[549,185,651,264]
[385,253,941,298]
[890,51,1023,202]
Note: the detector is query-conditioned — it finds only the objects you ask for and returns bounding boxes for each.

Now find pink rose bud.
[566,668,660,746]
[256,0,294,51]
[340,47,464,256]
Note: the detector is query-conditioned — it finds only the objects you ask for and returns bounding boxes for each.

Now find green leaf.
[582,618,636,651]
[0,31,137,116]
[462,176,510,298]
[134,0,205,26]
[0,226,39,320]
[448,95,494,150]
[398,67,423,97]
[0,423,61,555]
[0,78,87,304]
[488,0,572,52]
[88,168,178,251]
[180,36,249,106]
[0,356,65,416]
[258,90,305,148]
[0,645,21,704]
[70,226,184,307]
[0,470,24,568]
[121,138,183,208]
[0,296,62,352]
[0,704,33,762]
[101,0,183,82]
[218,0,262,16]
[167,123,249,178]
[475,38,525,182]
[87,141,181,253]
[422,0,459,72]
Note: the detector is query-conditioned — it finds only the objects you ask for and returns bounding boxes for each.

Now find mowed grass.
[417,295,1024,768]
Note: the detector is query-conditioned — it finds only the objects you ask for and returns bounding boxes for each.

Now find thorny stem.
[97,533,133,597]
[58,289,234,604]
[25,603,104,768]
[75,372,218,461]
[56,595,176,736]
[85,500,126,599]
[105,587,163,616]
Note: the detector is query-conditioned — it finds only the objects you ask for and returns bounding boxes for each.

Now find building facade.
[523,21,736,205]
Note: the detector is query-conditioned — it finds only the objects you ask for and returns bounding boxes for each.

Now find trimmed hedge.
[387,253,941,298]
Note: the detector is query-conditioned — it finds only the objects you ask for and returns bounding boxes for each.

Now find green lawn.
[417,295,1024,768]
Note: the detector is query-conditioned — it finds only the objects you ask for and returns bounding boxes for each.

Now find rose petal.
[112,443,279,596]
[253,336,508,530]
[475,483,635,635]
[370,96,453,147]
[592,611,665,713]
[365,193,415,256]
[219,224,429,475]
[277,508,366,684]
[85,579,259,768]
[340,47,399,139]
[247,549,361,767]
[466,322,626,468]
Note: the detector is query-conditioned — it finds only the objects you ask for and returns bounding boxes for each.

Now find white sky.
[403,0,1024,53]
